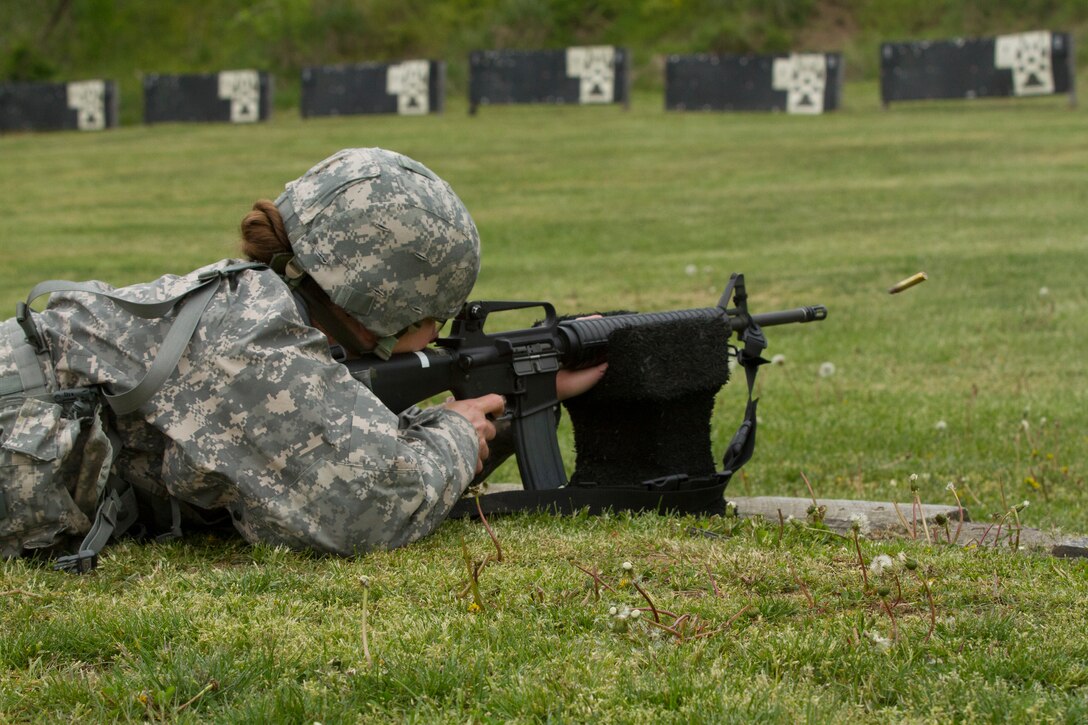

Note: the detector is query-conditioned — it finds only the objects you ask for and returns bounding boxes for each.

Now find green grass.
[2,86,1087,721]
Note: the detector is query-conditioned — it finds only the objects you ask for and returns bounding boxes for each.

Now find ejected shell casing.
[888,272,928,294]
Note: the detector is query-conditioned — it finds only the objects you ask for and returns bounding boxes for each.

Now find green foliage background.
[4,0,1088,123]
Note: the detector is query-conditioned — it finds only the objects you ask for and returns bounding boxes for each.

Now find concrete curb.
[730,496,1088,559]
[473,486,1087,558]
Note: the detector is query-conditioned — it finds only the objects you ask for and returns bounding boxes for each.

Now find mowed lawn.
[1,86,1086,722]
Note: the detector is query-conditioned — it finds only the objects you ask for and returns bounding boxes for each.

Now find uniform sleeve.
[152,274,480,556]
[231,384,480,556]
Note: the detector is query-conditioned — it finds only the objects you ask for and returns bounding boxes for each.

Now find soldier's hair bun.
[240,200,291,263]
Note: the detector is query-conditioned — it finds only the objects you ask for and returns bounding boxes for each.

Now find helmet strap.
[270,253,307,288]
[271,254,373,359]
[373,335,399,360]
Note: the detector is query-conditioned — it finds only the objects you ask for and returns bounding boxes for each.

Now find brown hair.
[240,199,291,262]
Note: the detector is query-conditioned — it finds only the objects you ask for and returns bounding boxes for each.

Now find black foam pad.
[562,317,731,488]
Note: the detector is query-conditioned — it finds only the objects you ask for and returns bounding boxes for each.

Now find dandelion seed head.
[866,630,892,651]
[609,606,618,616]
[935,420,947,431]
[622,561,634,571]
[849,513,871,535]
[630,609,642,619]
[869,553,895,576]
[818,361,836,378]
[1021,419,1031,432]
[685,264,698,276]
[1039,286,1050,297]
[771,354,786,366]
[946,481,956,491]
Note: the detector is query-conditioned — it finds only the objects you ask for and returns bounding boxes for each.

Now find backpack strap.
[20,262,267,415]
[53,473,139,573]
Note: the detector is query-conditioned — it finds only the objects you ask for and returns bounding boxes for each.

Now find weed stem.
[474,494,503,562]
[176,680,219,714]
[632,580,661,623]
[915,569,936,642]
[360,580,373,668]
[879,596,899,642]
[852,530,870,590]
[704,563,722,597]
[572,562,618,595]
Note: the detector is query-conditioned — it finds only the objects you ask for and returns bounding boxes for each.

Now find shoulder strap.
[1,319,49,398]
[21,262,266,415]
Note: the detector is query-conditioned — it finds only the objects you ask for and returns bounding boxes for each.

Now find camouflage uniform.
[1,148,483,558]
[0,263,478,556]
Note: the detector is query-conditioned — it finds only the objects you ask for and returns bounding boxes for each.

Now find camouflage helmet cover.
[275,148,481,337]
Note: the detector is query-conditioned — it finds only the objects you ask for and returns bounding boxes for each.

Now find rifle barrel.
[750,305,828,328]
[558,304,827,367]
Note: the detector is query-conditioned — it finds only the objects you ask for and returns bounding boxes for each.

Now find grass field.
[2,85,1087,721]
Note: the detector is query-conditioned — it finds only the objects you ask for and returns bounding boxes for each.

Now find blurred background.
[4,0,1088,123]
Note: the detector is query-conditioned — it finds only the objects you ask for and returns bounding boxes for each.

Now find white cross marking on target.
[772,54,827,114]
[386,61,430,115]
[995,31,1054,96]
[566,46,615,104]
[217,70,261,123]
[66,80,106,130]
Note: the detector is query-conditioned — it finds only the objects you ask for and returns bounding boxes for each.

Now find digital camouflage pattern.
[277,147,481,337]
[1,262,480,557]
[0,321,115,557]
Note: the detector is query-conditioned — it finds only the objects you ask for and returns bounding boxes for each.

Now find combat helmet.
[273,148,481,358]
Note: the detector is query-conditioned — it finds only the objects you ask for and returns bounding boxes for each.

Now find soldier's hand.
[442,394,505,473]
[557,363,608,400]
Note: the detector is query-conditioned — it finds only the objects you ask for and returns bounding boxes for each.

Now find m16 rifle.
[344,273,826,503]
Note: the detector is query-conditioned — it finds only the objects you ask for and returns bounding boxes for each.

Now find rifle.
[344,273,826,493]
